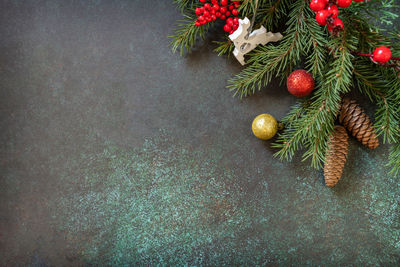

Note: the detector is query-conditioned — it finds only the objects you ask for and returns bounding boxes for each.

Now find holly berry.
[310,0,327,12]
[372,46,392,63]
[315,10,330,25]
[353,0,364,2]
[194,0,240,32]
[224,24,231,32]
[327,4,339,18]
[336,0,352,8]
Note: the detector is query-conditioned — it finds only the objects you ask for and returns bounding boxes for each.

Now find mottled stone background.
[0,0,399,266]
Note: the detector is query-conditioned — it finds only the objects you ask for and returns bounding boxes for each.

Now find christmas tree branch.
[274,34,354,168]
[227,0,310,97]
[170,15,213,55]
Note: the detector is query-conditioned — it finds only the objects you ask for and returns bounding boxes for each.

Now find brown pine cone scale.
[324,126,349,187]
[339,98,379,149]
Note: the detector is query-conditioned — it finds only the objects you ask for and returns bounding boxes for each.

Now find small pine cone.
[324,126,349,187]
[339,98,379,149]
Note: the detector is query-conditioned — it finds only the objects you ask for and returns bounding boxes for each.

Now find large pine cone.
[339,98,379,149]
[324,126,349,187]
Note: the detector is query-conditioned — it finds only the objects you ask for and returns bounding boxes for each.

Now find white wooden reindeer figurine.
[229,17,283,65]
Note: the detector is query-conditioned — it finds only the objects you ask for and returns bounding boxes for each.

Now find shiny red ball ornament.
[315,10,330,25]
[336,0,352,8]
[310,0,327,12]
[372,46,392,63]
[287,70,315,97]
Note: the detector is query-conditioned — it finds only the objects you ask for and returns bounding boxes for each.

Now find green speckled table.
[0,0,399,265]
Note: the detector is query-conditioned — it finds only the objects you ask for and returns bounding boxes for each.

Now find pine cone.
[324,126,349,187]
[339,98,379,149]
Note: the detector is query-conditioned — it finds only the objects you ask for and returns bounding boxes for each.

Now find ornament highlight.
[287,70,315,97]
[229,17,283,65]
[251,114,278,140]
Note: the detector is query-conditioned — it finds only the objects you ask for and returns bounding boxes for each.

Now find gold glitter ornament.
[252,114,278,140]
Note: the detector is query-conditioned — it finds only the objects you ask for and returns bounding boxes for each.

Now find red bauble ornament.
[287,70,315,97]
[372,46,392,63]
[310,0,327,12]
[336,0,352,8]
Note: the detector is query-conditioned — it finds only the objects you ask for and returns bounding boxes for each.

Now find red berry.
[220,14,226,20]
[225,10,231,16]
[327,4,339,18]
[336,0,352,8]
[206,16,212,22]
[216,11,222,17]
[332,18,343,28]
[310,0,327,12]
[200,7,205,12]
[204,3,211,9]
[224,24,231,32]
[211,14,217,20]
[229,5,234,10]
[201,19,207,25]
[235,3,240,8]
[198,15,205,21]
[315,10,330,25]
[200,0,206,2]
[195,8,202,15]
[229,30,234,35]
[210,9,215,14]
[195,21,201,27]
[220,6,227,13]
[233,17,239,24]
[353,0,364,2]
[226,17,233,23]
[233,24,238,31]
[232,8,238,15]
[220,0,228,6]
[203,10,210,16]
[213,4,219,10]
[372,46,392,63]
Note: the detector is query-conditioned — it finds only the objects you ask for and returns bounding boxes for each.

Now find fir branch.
[273,33,355,168]
[353,60,400,144]
[173,0,197,11]
[388,143,400,176]
[227,0,310,97]
[213,39,235,57]
[170,15,212,55]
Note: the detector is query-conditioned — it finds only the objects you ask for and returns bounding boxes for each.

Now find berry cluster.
[310,0,364,34]
[195,0,241,35]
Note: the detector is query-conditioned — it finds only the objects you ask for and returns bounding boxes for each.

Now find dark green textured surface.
[0,0,399,265]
